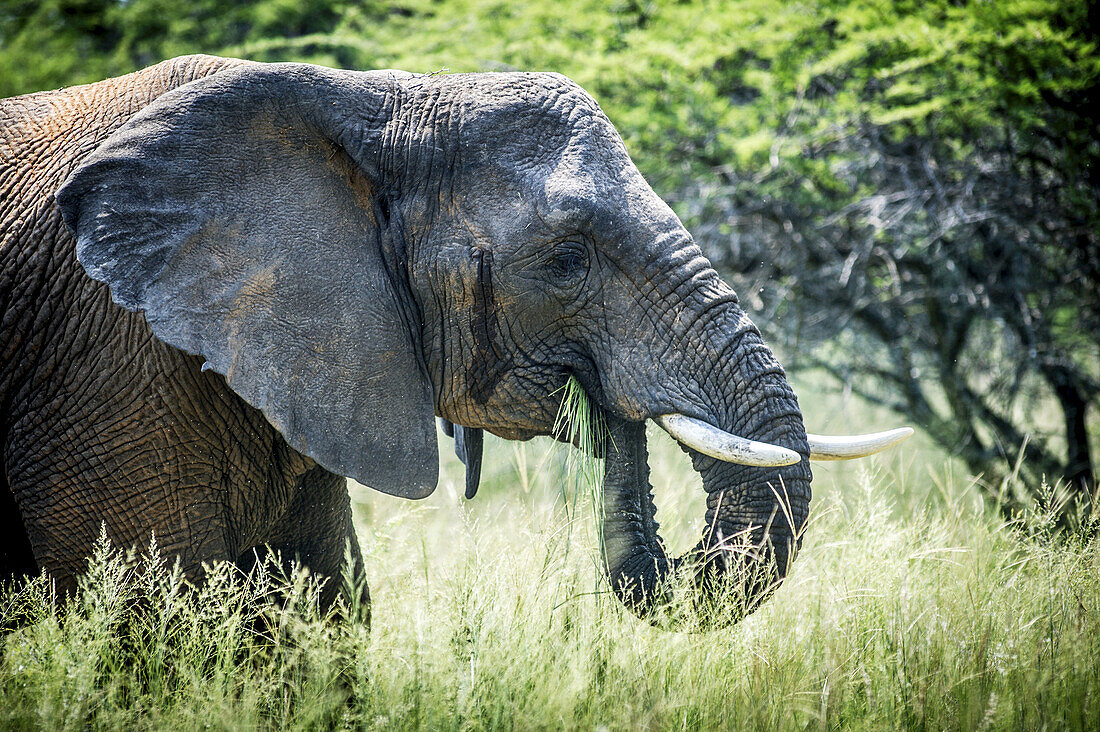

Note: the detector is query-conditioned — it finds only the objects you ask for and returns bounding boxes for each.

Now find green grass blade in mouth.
[552,375,610,565]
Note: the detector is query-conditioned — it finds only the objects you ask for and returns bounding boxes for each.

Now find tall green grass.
[3,423,1098,729]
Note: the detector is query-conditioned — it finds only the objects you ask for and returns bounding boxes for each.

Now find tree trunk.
[1051,374,1094,498]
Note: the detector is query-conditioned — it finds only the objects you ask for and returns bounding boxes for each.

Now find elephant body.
[1,57,362,601]
[0,55,835,624]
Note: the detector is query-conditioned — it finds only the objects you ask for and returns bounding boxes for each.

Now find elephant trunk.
[599,415,669,608]
[599,322,811,626]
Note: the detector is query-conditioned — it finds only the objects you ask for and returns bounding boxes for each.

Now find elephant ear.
[56,63,439,498]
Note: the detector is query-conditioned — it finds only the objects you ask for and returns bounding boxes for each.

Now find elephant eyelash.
[546,240,589,281]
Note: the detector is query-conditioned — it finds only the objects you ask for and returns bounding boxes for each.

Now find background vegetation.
[2,0,1098,728]
[3,0,1097,510]
[4,0,1095,508]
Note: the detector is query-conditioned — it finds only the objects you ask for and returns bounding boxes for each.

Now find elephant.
[0,55,910,623]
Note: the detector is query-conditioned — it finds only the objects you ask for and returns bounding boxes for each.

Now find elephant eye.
[548,241,589,282]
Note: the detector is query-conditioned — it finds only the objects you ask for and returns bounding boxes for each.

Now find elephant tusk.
[654,414,802,467]
[807,427,914,461]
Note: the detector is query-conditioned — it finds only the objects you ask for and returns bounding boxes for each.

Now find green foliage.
[1,528,352,729]
[8,1,1093,187]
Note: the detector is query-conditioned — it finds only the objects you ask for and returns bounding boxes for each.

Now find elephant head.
[57,61,909,625]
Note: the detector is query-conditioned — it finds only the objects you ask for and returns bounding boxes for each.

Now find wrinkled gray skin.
[0,56,810,622]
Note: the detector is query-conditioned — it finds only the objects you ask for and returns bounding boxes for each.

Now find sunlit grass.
[3,423,1099,729]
